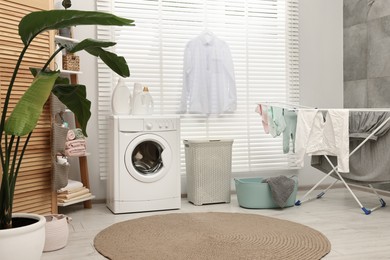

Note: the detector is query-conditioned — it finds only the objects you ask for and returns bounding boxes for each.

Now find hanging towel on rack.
[268,106,286,137]
[295,109,349,172]
[283,110,297,153]
[255,104,270,134]
[179,31,236,115]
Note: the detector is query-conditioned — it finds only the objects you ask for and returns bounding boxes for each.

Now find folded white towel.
[58,179,83,192]
[66,129,76,141]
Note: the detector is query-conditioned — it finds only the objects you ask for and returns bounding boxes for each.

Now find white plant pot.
[0,213,46,260]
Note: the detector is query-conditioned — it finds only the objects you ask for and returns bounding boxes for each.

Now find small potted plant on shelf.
[0,9,134,260]
[59,0,73,37]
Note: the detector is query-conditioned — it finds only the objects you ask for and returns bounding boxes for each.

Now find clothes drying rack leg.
[295,169,338,205]
[295,116,390,215]
[367,184,387,211]
[295,155,387,215]
[323,156,372,215]
[294,154,369,212]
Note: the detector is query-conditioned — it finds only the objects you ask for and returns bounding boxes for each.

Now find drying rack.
[295,111,390,215]
[259,102,390,215]
[257,101,312,110]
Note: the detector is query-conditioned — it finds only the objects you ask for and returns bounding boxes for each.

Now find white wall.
[298,0,343,186]
[55,0,344,199]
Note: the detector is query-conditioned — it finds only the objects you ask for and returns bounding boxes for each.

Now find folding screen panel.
[0,0,55,214]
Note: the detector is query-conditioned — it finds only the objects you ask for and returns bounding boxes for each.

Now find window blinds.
[97,0,300,179]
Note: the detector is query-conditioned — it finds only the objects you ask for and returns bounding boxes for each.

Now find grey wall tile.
[367,15,390,43]
[344,23,368,81]
[344,80,367,108]
[367,77,390,107]
[344,0,390,108]
[367,0,390,21]
[367,34,390,78]
[344,0,369,28]
[367,16,390,78]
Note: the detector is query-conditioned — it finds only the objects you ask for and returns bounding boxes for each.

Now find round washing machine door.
[124,133,172,183]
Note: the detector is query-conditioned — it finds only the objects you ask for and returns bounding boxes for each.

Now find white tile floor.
[42,188,390,259]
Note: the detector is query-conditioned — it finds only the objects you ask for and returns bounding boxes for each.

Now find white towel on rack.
[295,109,349,172]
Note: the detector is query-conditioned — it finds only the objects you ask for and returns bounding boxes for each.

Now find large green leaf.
[29,68,70,85]
[67,39,130,76]
[85,47,130,77]
[55,38,129,77]
[55,38,116,53]
[52,84,91,137]
[69,39,117,53]
[19,10,135,45]
[5,71,60,136]
[55,76,70,85]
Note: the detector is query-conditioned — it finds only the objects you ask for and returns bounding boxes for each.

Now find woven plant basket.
[62,53,80,71]
[43,214,71,252]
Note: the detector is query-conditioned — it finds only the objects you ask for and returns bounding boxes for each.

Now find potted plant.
[59,0,73,37]
[0,9,134,259]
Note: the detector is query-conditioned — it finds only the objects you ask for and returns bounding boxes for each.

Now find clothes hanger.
[202,27,213,36]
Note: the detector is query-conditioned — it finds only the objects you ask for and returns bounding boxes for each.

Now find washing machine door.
[124,133,172,183]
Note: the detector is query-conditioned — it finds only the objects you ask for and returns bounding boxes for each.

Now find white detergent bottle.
[142,86,154,115]
[111,78,132,115]
[132,86,154,115]
[132,82,143,113]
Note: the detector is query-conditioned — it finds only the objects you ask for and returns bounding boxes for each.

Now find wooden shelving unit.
[54,35,93,209]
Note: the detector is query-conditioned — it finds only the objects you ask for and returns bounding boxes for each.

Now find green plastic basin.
[234,176,298,209]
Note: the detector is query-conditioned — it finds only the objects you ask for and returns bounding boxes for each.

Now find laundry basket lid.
[183,139,233,144]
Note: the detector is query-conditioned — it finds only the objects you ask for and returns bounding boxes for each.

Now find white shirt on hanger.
[180,31,237,115]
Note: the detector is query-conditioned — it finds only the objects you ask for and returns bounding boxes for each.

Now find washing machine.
[107,115,181,214]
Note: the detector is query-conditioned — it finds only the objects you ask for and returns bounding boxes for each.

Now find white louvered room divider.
[96,0,300,179]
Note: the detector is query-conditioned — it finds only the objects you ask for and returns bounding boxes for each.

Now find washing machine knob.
[146,122,153,130]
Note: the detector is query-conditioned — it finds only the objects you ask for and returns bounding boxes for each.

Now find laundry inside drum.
[132,141,164,175]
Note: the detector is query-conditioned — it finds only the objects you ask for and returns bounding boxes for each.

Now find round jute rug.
[94,212,330,260]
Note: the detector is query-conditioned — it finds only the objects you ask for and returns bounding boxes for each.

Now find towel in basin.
[263,175,295,208]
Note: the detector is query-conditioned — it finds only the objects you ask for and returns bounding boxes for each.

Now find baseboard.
[92,182,390,204]
[298,183,390,198]
[348,184,390,197]
[91,198,106,204]
[297,182,344,191]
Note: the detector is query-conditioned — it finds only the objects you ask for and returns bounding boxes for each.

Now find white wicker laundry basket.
[184,139,233,205]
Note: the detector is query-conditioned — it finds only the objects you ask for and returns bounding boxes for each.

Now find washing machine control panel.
[144,119,176,131]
